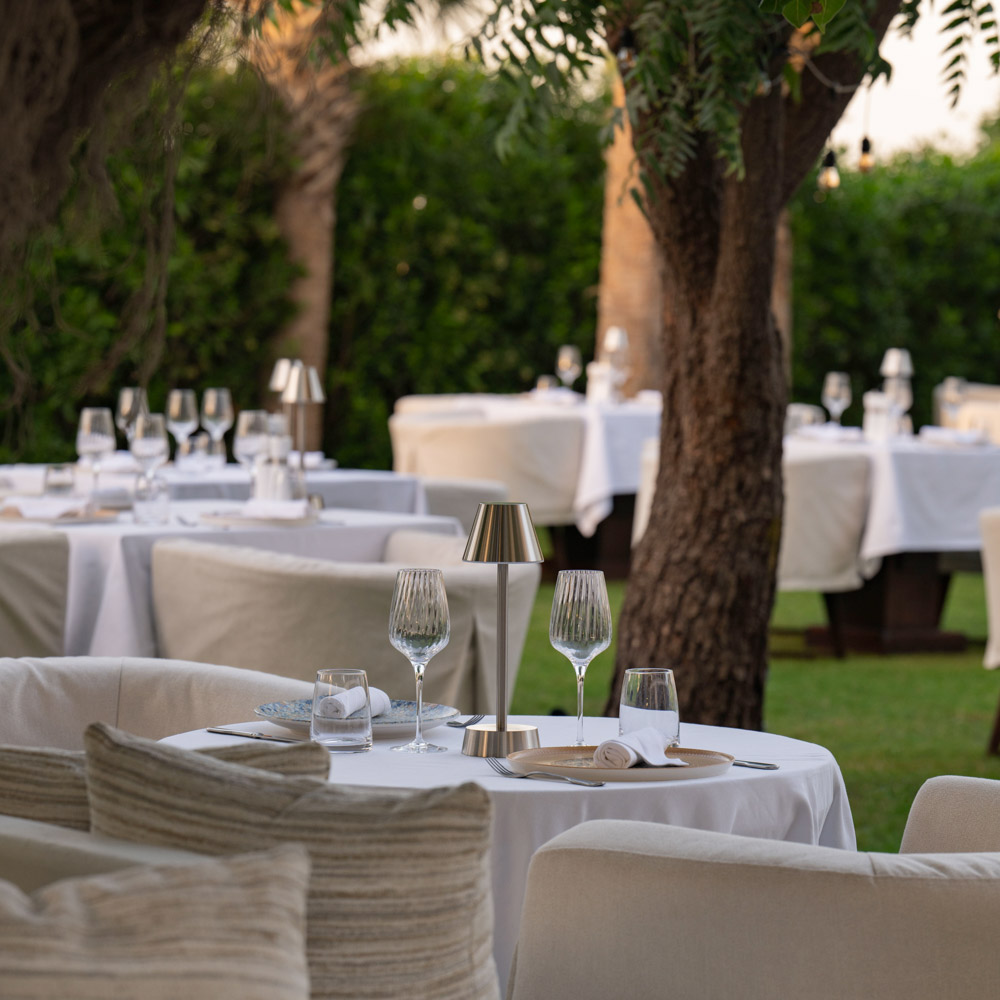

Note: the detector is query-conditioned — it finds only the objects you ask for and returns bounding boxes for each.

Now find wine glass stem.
[413,667,425,746]
[575,674,585,746]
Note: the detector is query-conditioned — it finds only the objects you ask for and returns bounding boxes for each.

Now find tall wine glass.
[233,410,270,483]
[556,345,583,388]
[821,372,852,424]
[166,389,199,452]
[388,568,450,754]
[129,413,169,487]
[201,388,234,450]
[940,376,967,427]
[115,387,149,444]
[76,407,116,498]
[549,569,612,746]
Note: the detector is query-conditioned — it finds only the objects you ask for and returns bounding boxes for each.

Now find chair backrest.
[152,536,539,712]
[0,528,69,657]
[980,507,1000,669]
[420,476,509,534]
[901,775,1000,853]
[393,393,488,416]
[389,412,583,525]
[0,656,312,750]
[630,437,659,546]
[777,450,871,592]
[784,402,826,435]
[507,818,1000,1000]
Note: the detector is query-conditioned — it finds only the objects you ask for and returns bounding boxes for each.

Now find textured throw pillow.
[85,722,499,1000]
[0,739,330,831]
[0,844,311,1000]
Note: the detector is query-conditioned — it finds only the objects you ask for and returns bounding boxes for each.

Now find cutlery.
[485,756,605,787]
[447,714,485,729]
[733,759,779,770]
[207,727,303,743]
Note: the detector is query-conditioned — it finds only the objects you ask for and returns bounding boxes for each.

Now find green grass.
[510,573,1000,852]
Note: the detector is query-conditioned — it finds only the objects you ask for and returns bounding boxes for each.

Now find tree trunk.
[607,89,786,727]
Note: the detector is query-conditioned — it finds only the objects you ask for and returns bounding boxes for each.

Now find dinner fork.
[485,756,605,787]
[447,713,485,728]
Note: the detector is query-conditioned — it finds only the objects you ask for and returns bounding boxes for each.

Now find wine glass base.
[391,741,447,754]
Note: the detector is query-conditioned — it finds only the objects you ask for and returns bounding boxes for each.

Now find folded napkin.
[594,727,689,768]
[316,685,392,719]
[288,451,331,469]
[240,498,312,520]
[918,425,989,447]
[1,496,90,520]
[794,423,864,443]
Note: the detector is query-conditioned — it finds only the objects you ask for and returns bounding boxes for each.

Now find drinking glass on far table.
[556,345,583,388]
[201,388,234,457]
[389,568,450,754]
[115,387,149,444]
[549,569,612,747]
[821,371,851,424]
[76,407,116,499]
[130,413,169,484]
[166,389,199,453]
[618,667,680,746]
[310,668,373,752]
[233,410,270,479]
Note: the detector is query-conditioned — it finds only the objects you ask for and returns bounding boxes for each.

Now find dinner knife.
[207,727,303,743]
[733,759,779,769]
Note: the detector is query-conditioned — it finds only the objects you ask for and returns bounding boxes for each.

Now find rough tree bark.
[607,2,902,726]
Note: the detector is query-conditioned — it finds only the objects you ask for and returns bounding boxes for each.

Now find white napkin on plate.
[240,498,311,519]
[317,685,392,719]
[594,727,689,768]
[1,497,90,520]
[918,425,989,447]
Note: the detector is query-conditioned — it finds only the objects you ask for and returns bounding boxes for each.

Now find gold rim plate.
[507,745,734,782]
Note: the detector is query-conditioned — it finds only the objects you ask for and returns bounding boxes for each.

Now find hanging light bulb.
[817,150,841,191]
[859,136,875,173]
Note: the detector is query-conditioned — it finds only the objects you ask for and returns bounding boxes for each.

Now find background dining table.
[164,713,856,993]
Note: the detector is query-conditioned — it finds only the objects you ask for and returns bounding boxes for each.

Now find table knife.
[207,727,303,743]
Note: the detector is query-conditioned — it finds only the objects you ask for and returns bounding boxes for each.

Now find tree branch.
[780,0,902,204]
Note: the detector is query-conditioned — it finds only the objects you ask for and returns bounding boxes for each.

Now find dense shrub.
[788,134,1000,429]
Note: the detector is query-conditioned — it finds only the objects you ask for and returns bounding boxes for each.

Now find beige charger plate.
[199,511,319,529]
[507,746,734,782]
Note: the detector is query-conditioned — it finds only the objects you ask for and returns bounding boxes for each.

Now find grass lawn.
[510,572,1000,852]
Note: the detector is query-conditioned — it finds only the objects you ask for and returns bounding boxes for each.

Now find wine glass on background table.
[115,387,148,445]
[201,388,234,459]
[556,345,583,389]
[549,569,612,747]
[129,413,169,486]
[821,372,852,424]
[388,568,450,754]
[233,410,270,485]
[166,389,199,455]
[76,407,116,499]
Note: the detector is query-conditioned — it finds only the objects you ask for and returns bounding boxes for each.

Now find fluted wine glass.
[556,345,583,388]
[76,407,116,498]
[549,570,613,746]
[201,388,234,449]
[388,568,450,754]
[115,387,148,444]
[166,389,199,452]
[821,372,851,424]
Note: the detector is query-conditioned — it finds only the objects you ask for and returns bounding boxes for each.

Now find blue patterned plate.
[254,698,460,737]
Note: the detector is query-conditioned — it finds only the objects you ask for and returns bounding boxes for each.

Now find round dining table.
[163,713,855,992]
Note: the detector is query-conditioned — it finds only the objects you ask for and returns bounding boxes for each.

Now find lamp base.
[461,723,540,758]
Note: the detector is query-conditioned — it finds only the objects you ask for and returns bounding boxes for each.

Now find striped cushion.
[0,844,311,999]
[85,722,499,1000]
[0,739,330,831]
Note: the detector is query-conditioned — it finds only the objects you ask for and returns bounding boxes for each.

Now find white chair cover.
[420,476,509,534]
[980,507,1000,669]
[0,528,69,657]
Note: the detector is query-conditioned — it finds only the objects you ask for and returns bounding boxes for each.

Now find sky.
[829,10,1000,165]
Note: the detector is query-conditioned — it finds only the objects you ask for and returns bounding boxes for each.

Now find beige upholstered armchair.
[151,530,539,713]
[507,775,1000,1000]
[0,527,69,657]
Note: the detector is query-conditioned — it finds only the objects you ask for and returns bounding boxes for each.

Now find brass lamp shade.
[281,361,326,405]
[462,502,543,757]
[880,348,913,378]
[269,358,292,393]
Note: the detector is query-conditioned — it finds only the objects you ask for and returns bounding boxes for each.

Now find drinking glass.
[166,389,199,450]
[940,376,967,427]
[883,376,913,435]
[310,668,373,752]
[821,371,852,424]
[233,410,270,479]
[549,569,613,746]
[115,387,149,444]
[42,464,76,496]
[129,413,169,486]
[618,668,680,746]
[388,568,450,754]
[556,345,583,388]
[76,407,115,497]
[201,388,234,446]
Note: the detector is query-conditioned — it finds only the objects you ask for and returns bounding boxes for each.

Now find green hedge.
[788,137,1000,429]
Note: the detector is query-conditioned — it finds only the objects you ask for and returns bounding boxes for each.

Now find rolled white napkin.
[918,425,989,447]
[240,498,311,519]
[316,685,392,719]
[794,423,864,443]
[1,497,90,520]
[594,727,689,768]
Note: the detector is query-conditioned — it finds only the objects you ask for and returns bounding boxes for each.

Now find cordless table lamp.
[461,502,544,757]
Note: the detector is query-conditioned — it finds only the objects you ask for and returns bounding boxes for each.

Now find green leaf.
[812,0,847,32]
[781,0,812,28]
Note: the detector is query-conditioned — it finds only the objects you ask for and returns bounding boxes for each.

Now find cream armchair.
[151,531,540,713]
[0,527,69,657]
[507,776,1000,1000]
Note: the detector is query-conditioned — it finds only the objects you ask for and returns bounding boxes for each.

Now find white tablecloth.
[163,714,855,991]
[393,394,661,535]
[0,503,461,658]
[0,463,426,514]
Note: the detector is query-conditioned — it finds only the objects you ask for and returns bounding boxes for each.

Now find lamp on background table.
[280,360,326,478]
[461,501,544,757]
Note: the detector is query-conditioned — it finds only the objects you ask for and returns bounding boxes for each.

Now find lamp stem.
[497,562,508,732]
[296,403,306,476]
